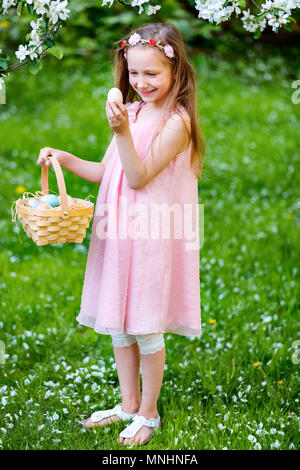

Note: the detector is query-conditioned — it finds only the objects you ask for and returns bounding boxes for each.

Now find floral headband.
[121,33,175,61]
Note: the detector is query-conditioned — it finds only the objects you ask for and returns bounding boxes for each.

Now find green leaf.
[253,29,262,39]
[44,37,55,48]
[47,46,63,60]
[43,17,49,33]
[27,3,34,15]
[44,33,55,48]
[238,0,246,8]
[287,16,296,24]
[257,11,268,20]
[0,60,8,70]
[29,60,43,75]
[17,1,23,16]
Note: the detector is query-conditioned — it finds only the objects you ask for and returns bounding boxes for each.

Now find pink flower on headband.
[164,45,174,58]
[128,33,141,46]
[125,32,176,60]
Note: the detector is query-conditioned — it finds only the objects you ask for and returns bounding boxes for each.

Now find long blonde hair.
[113,23,205,180]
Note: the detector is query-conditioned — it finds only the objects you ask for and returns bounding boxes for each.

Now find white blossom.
[101,0,114,7]
[147,5,161,16]
[266,10,290,31]
[48,0,70,25]
[15,44,29,62]
[195,0,234,24]
[131,0,150,15]
[2,0,16,15]
[2,0,299,77]
[34,0,49,15]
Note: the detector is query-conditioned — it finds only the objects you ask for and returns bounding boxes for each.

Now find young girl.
[37,22,205,446]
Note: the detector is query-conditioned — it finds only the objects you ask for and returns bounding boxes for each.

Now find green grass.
[0,50,299,450]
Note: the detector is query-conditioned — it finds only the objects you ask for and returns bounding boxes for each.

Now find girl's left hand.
[105,101,129,135]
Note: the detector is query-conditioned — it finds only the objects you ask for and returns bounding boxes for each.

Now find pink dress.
[76,100,202,337]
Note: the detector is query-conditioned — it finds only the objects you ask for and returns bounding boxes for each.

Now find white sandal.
[83,403,138,428]
[118,414,161,445]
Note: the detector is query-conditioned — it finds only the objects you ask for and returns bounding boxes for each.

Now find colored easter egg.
[107,87,123,103]
[40,194,59,207]
[27,198,40,209]
[36,201,52,210]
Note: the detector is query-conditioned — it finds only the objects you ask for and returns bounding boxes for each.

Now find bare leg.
[84,342,141,428]
[119,346,165,445]
[114,341,141,412]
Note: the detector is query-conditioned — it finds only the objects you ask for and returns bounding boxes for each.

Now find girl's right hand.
[37,147,68,167]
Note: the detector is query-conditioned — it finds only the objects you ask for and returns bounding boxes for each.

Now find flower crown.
[121,33,175,61]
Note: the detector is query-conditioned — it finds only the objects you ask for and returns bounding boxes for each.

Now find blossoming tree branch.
[0,0,299,82]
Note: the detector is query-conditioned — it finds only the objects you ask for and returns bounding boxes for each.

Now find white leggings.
[111,333,165,355]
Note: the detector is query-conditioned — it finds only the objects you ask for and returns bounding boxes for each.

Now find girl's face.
[127,46,175,106]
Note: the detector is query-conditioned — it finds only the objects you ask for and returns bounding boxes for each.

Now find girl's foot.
[84,403,139,429]
[118,412,161,446]
[84,414,121,428]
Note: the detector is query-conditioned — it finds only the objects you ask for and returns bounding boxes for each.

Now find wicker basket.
[14,156,94,246]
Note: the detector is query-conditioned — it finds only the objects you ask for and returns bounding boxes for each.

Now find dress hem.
[76,314,202,338]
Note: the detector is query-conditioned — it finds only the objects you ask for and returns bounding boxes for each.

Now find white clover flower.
[253,442,262,450]
[271,439,280,449]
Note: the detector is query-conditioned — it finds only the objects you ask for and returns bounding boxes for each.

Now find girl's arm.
[37,137,115,185]
[115,113,190,189]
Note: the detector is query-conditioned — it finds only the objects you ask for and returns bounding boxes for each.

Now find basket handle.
[41,155,69,216]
